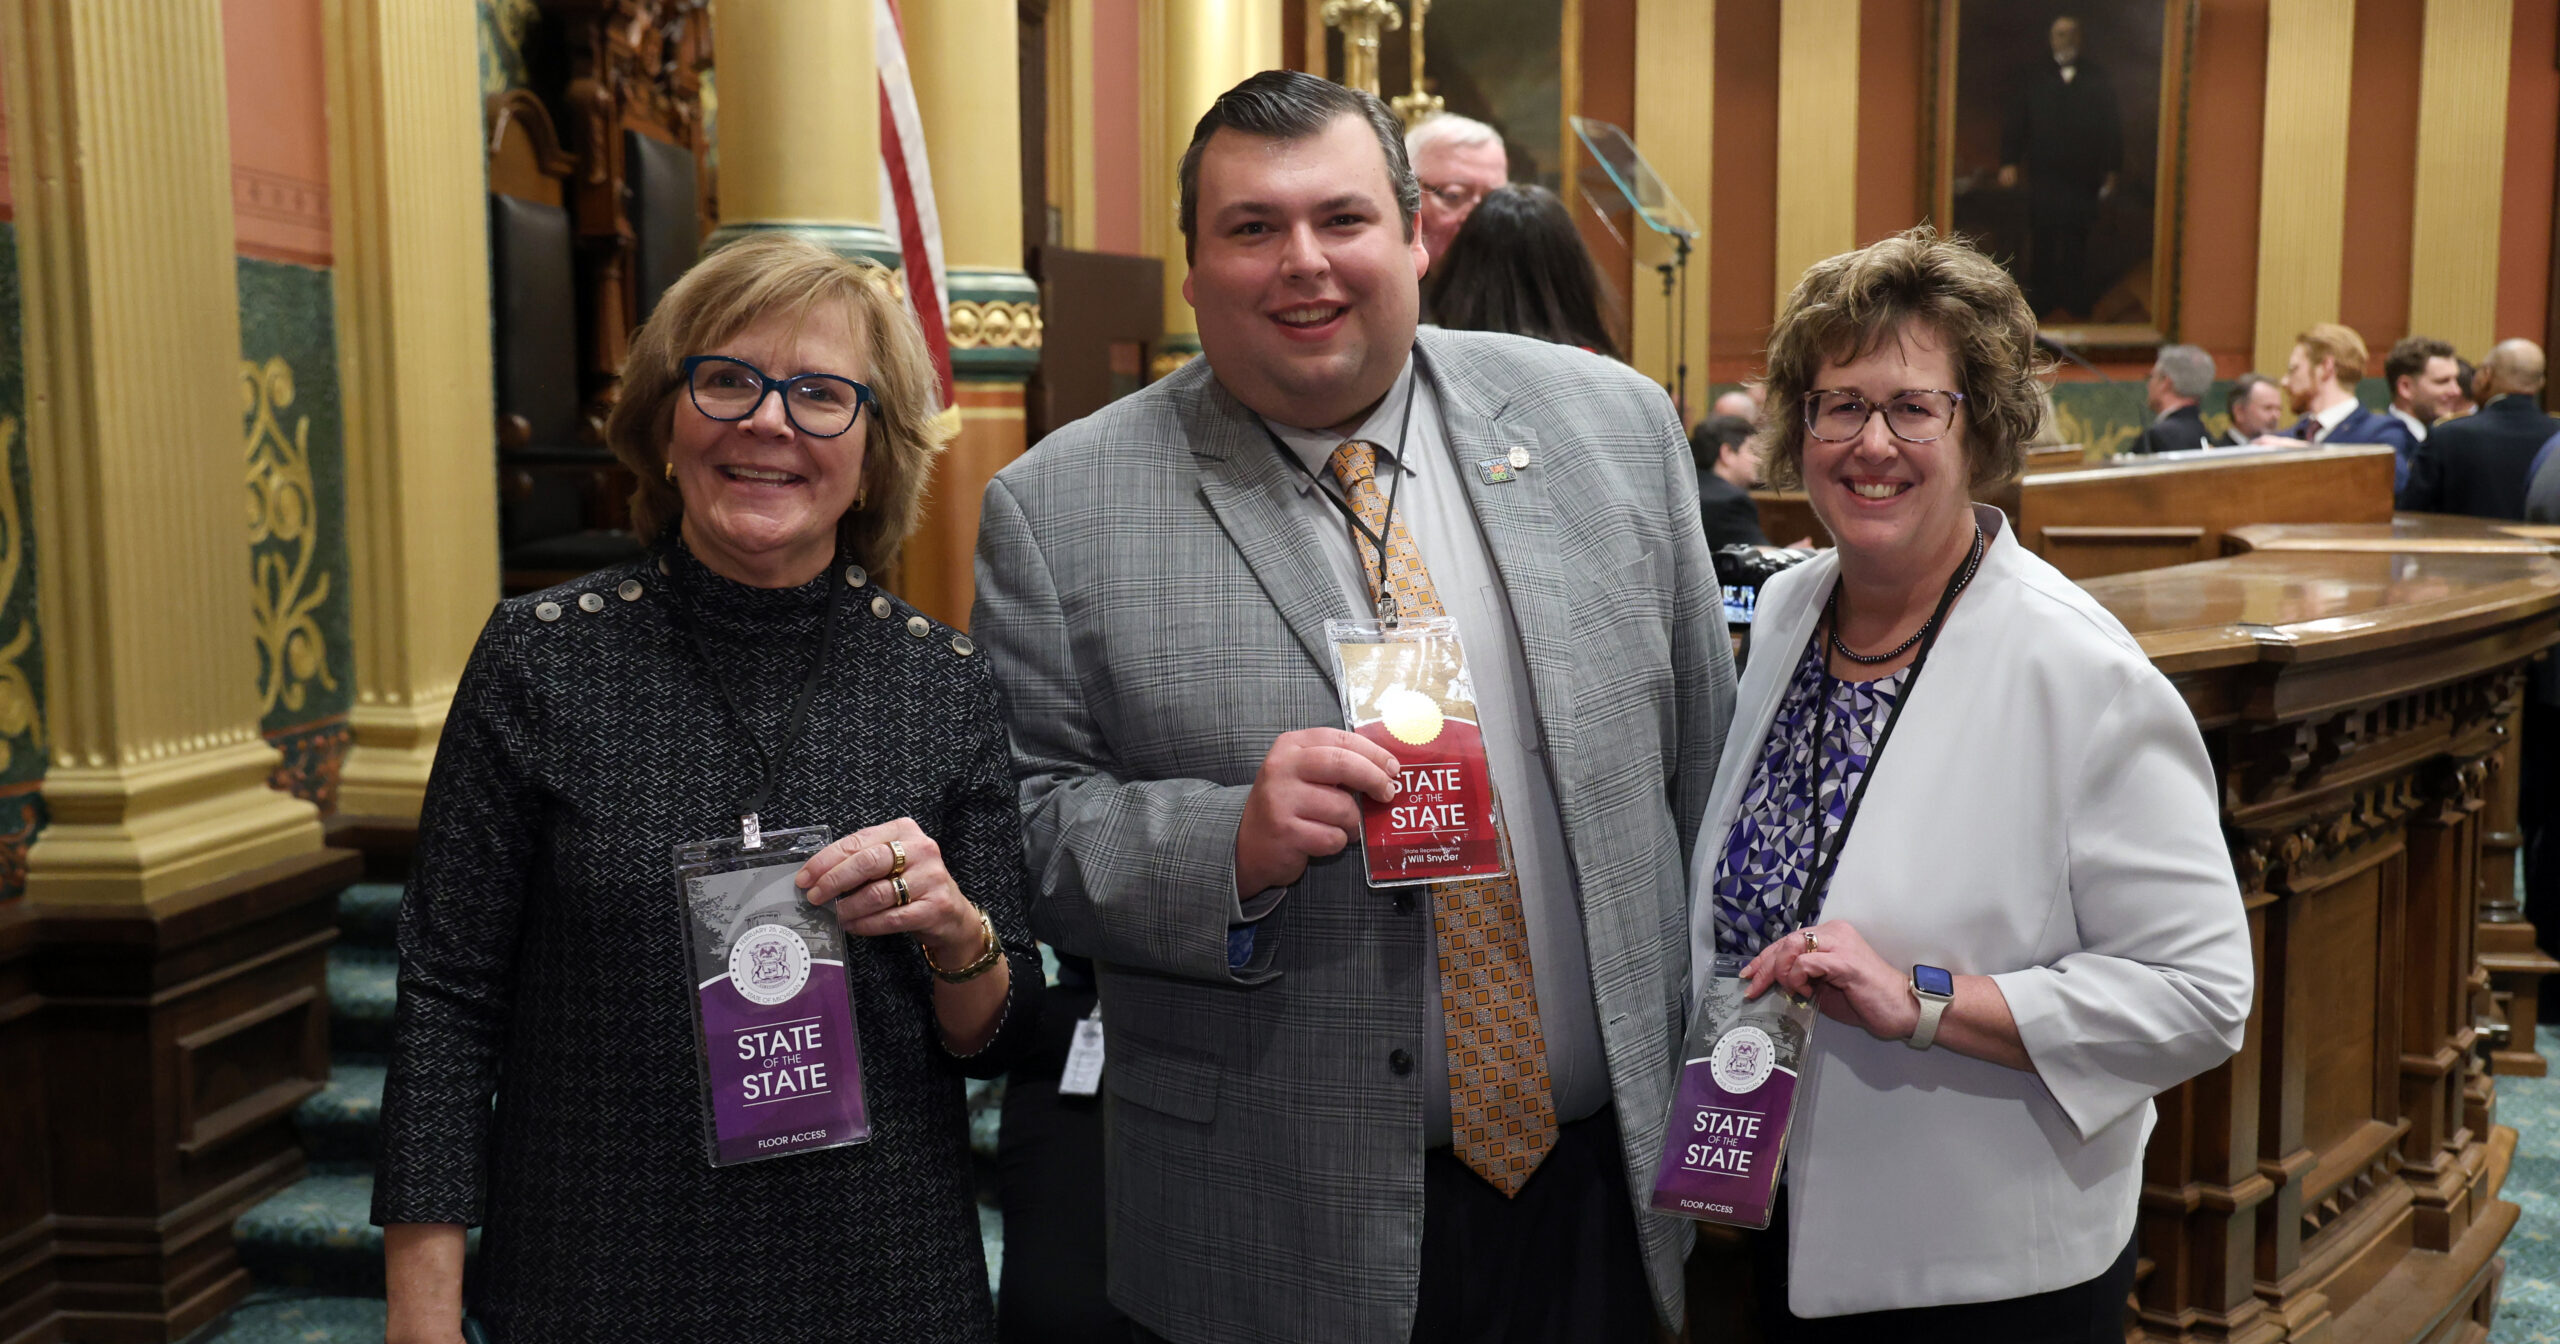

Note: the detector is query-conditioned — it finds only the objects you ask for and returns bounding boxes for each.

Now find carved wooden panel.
[2082,549,2560,1344]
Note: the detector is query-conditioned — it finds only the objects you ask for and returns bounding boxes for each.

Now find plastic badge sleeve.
[674,826,872,1167]
[1650,952,1818,1229]
[1325,617,1511,887]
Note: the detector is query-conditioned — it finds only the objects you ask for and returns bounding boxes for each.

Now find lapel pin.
[1478,458,1516,485]
[1507,446,1532,470]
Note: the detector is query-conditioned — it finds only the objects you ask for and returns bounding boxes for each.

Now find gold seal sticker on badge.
[1377,687,1446,745]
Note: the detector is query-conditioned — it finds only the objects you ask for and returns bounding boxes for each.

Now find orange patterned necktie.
[1326,439,1557,1196]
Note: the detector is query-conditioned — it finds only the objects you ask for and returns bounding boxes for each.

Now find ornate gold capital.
[1322,0,1401,96]
[947,299,1046,351]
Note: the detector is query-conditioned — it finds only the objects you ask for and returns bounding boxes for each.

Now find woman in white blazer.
[1688,228,2254,1341]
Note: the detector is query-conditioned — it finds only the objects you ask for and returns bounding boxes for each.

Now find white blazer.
[1685,506,2254,1318]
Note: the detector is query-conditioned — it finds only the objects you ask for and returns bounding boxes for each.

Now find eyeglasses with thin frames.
[1420,181,1491,211]
[1801,389,1968,444]
[682,354,875,439]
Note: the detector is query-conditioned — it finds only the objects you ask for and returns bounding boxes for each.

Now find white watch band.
[1906,986,1950,1051]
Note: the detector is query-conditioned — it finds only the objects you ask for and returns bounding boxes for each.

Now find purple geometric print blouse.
[1711,634,1912,957]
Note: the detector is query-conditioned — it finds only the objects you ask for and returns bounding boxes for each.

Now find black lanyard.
[1786,524,1985,934]
[1264,370,1420,622]
[657,543,852,848]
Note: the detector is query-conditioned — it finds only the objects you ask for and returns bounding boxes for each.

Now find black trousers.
[1135,1108,1654,1344]
[997,982,1136,1344]
[1411,1107,1656,1344]
[1753,1187,2138,1343]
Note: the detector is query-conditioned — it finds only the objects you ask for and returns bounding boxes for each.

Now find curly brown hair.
[604,232,949,577]
[1757,226,2047,492]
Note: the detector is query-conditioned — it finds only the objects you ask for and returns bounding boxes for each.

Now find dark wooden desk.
[2079,549,2560,1343]
[2215,521,2560,1082]
[2227,513,2560,557]
[1751,444,2397,580]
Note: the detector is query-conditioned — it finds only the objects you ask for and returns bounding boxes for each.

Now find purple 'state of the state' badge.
[676,838,872,1169]
[698,943,869,1165]
[1651,955,1813,1229]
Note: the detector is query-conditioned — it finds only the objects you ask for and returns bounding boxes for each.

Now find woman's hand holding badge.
[797,819,984,969]
[797,818,1012,1055]
[1741,920,2031,1071]
[1741,920,1919,1042]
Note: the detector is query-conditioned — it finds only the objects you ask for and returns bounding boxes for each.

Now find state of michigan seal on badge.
[728,923,811,1006]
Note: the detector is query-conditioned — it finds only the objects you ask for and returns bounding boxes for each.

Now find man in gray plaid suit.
[974,71,1733,1344]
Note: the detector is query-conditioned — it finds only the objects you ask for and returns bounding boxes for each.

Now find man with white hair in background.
[2136,343,2215,455]
[1405,112,1509,262]
[1710,386,1760,423]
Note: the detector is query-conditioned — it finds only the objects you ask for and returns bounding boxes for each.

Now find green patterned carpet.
[2500,1026,2560,1341]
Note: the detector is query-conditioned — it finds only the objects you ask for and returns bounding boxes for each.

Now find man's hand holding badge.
[1234,729,1404,896]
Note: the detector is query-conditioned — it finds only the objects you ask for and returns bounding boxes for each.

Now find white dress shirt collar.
[2311,396,2358,439]
[2390,404,2429,442]
[1260,356,1420,490]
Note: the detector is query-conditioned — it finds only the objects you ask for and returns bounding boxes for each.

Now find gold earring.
[663,461,676,483]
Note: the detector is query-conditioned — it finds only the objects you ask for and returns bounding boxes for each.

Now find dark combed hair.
[1176,70,1419,261]
[1421,184,1621,360]
[1688,413,1755,473]
[2225,372,2273,411]
[2384,334,2456,390]
[1760,226,2046,492]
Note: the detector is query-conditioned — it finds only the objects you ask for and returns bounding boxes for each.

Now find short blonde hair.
[2293,323,2368,386]
[605,232,948,576]
[1759,227,2045,493]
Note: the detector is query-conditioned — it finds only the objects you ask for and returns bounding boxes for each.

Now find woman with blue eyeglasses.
[374,233,1039,1343]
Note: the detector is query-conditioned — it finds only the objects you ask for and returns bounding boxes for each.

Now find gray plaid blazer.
[973,328,1734,1343]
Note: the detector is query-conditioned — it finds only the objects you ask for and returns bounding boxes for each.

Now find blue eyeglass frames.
[681,355,875,439]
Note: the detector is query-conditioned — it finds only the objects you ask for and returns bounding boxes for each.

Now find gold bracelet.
[921,906,1002,983]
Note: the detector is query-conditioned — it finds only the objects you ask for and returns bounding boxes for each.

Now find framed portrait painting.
[1929,0,2197,349]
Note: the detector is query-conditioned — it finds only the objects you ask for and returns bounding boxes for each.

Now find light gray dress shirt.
[1260,355,1610,1144]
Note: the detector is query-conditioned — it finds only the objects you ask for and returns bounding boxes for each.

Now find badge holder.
[1649,952,1817,1229]
[1326,616,1510,887]
[673,826,872,1167]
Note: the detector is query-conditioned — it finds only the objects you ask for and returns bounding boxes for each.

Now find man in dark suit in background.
[2220,373,2284,446]
[2135,344,2215,455]
[1998,15,2121,319]
[2372,335,2460,494]
[1690,413,1770,549]
[2259,323,2395,448]
[2400,339,2559,518]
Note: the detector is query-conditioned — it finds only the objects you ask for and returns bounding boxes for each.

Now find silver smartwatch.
[1906,964,1954,1050]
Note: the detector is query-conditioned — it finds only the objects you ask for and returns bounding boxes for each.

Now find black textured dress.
[373,542,1040,1342]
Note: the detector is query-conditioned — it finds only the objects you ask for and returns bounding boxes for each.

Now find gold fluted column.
[1635,0,1713,409]
[2406,0,2513,358]
[1773,0,1858,312]
[2252,0,2354,378]
[1145,0,1283,365]
[324,0,502,825]
[2,0,324,905]
[708,0,897,263]
[901,0,1041,629]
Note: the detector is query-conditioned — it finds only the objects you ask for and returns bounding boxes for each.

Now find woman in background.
[1421,183,1622,360]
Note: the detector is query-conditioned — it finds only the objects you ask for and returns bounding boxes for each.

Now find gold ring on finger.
[892,874,912,907]
[1802,929,1820,951]
[887,838,909,878]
